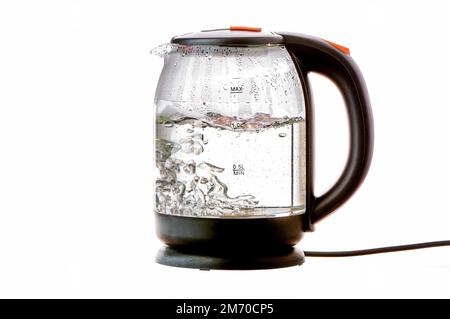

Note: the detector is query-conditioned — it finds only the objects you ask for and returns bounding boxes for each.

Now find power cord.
[303,240,450,257]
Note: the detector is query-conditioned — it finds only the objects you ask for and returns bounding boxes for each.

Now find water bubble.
[180,141,193,153]
[164,158,174,169]
[207,55,212,60]
[183,160,196,174]
[193,133,203,140]
[198,162,225,173]
[192,142,204,155]
[284,90,288,95]
[279,132,287,138]
[164,123,174,128]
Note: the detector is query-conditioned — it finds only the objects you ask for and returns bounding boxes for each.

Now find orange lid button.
[323,39,350,55]
[230,26,262,32]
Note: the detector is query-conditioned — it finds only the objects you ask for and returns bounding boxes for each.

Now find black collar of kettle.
[171,28,285,46]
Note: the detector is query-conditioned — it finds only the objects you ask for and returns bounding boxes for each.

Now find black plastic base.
[155,213,305,248]
[156,245,305,270]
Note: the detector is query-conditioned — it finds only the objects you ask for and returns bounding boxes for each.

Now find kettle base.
[155,245,305,270]
[155,213,305,247]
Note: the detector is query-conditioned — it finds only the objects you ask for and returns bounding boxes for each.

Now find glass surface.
[152,44,306,218]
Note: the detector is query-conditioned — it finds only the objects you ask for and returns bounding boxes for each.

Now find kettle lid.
[171,27,284,46]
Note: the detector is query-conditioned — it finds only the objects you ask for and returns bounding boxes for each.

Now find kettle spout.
[150,43,177,57]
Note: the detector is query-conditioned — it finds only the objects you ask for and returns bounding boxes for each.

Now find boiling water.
[155,113,306,217]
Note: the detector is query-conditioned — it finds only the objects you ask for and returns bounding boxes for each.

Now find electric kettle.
[151,27,373,257]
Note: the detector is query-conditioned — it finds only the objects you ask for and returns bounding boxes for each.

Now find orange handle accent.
[323,39,350,55]
[229,26,262,32]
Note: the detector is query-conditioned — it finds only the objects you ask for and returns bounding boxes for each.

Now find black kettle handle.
[278,32,374,224]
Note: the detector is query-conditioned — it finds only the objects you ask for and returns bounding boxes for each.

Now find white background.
[1,0,450,299]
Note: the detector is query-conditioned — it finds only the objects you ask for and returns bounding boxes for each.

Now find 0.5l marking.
[233,164,245,175]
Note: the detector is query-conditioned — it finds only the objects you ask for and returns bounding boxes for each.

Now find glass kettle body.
[152,28,373,248]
